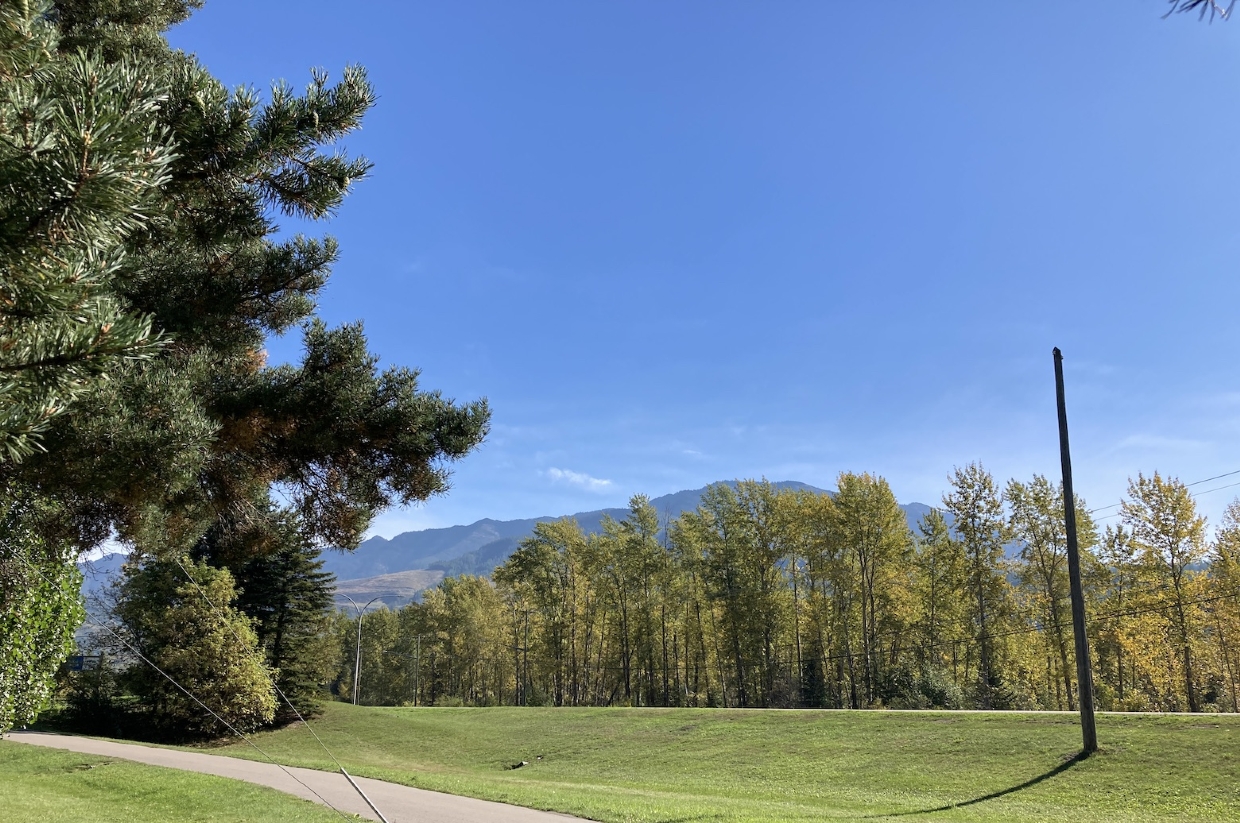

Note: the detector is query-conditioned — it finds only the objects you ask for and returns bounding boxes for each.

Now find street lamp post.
[338,594,385,705]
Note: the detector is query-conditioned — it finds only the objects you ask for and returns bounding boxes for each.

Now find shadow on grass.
[866,750,1090,818]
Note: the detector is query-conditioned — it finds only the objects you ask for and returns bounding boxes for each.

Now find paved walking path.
[5,731,588,823]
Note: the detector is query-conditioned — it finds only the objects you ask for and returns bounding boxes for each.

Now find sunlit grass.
[0,740,350,822]
[186,702,1240,822]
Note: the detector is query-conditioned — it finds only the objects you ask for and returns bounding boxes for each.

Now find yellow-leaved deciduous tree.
[671,481,794,708]
[343,606,401,706]
[429,575,511,706]
[668,510,724,707]
[1094,524,1146,709]
[597,496,669,707]
[942,463,1015,709]
[1121,473,1208,712]
[829,472,915,707]
[495,517,591,706]
[791,488,857,708]
[773,489,822,706]
[116,558,276,738]
[1208,500,1240,713]
[322,478,1240,714]
[1006,475,1097,711]
[910,508,968,706]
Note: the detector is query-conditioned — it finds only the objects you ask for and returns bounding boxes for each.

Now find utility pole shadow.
[865,751,1091,818]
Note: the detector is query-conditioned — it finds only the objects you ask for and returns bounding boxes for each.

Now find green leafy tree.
[1210,501,1240,712]
[675,482,789,708]
[372,477,1240,714]
[592,496,668,705]
[115,556,276,737]
[911,508,968,700]
[423,575,510,706]
[494,518,585,706]
[829,472,914,706]
[341,605,401,707]
[0,489,84,732]
[1094,524,1140,707]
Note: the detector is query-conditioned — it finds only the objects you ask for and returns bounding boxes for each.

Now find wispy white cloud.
[1111,434,1210,452]
[546,467,614,491]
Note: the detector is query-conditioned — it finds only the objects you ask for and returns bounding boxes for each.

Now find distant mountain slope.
[320,481,938,583]
[333,569,445,609]
[76,484,940,611]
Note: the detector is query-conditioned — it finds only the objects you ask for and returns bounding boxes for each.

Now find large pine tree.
[6,0,489,558]
[0,1,171,461]
[2,0,489,733]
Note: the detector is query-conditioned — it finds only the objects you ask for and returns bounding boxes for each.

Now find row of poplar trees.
[0,1,488,737]
[342,469,1240,713]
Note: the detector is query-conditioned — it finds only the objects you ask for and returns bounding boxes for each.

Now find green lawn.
[0,740,351,823]
[181,703,1240,822]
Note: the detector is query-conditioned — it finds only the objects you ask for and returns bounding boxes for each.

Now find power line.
[172,557,392,823]
[7,550,354,823]
[1087,468,1240,516]
[1190,480,1240,499]
[1186,469,1240,489]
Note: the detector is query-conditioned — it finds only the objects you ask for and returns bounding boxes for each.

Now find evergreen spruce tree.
[230,523,337,718]
[1,0,173,733]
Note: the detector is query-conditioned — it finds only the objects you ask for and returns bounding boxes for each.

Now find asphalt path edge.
[4,731,588,823]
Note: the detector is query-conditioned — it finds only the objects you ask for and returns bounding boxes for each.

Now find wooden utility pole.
[1053,347,1098,754]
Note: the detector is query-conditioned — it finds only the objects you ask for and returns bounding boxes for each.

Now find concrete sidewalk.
[5,731,588,823]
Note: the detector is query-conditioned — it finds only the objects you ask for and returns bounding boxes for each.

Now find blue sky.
[169,1,1240,537]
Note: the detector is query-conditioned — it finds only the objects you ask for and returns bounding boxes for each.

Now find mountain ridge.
[79,481,940,611]
[319,480,935,582]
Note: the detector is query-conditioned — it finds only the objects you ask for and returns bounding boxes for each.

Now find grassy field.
[0,740,351,823]
[180,703,1240,822]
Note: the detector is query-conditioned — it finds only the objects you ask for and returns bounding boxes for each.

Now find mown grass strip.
[181,703,1240,822]
[0,741,352,823]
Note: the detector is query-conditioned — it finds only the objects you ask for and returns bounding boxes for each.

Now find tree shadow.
[865,750,1091,818]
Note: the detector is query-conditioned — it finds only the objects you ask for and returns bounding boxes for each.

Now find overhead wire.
[171,557,391,823]
[7,550,355,823]
[1088,470,1240,522]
